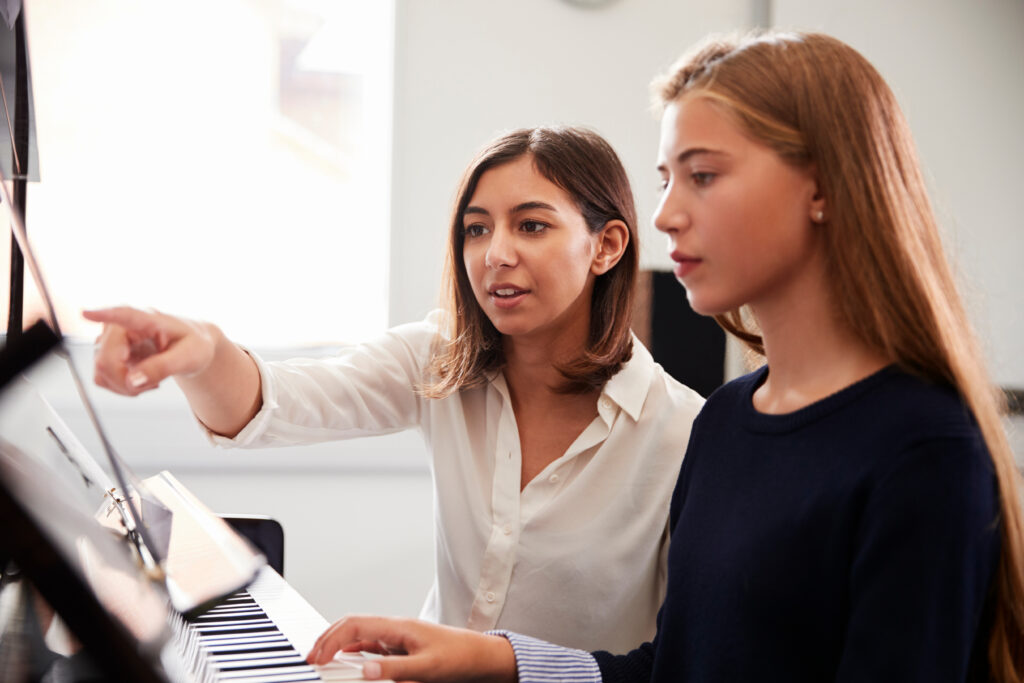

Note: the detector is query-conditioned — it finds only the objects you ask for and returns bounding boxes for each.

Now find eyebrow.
[463,201,559,218]
[657,147,727,172]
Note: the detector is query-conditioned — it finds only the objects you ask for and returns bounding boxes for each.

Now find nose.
[652,181,689,236]
[485,225,517,269]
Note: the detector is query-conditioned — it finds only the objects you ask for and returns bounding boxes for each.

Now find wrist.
[477,634,518,683]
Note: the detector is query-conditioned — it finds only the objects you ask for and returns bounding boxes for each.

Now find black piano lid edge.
[0,319,61,390]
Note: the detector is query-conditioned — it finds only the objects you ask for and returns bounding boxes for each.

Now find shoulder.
[871,370,991,481]
[854,375,999,567]
[830,367,986,462]
[869,368,978,435]
[811,367,994,512]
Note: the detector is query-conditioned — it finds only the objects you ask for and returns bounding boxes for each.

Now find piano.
[0,327,372,683]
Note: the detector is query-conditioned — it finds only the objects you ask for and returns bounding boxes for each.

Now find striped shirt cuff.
[486,630,602,683]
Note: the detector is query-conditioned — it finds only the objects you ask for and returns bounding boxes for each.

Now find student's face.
[653,96,824,316]
[462,155,603,342]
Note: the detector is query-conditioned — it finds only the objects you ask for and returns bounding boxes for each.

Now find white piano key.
[216,667,322,682]
[214,655,309,663]
[202,639,292,654]
[314,660,367,681]
[201,633,287,644]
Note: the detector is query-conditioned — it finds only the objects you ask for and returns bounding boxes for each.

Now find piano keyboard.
[171,566,369,683]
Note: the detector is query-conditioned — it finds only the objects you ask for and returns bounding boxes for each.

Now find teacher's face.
[462,155,601,344]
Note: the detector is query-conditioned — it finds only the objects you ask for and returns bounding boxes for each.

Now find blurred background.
[4,0,1023,622]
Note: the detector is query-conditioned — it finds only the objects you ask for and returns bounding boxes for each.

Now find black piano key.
[202,637,290,650]
[217,656,310,671]
[203,647,294,655]
[201,633,288,644]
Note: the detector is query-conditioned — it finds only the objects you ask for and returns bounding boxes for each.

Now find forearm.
[175,323,262,438]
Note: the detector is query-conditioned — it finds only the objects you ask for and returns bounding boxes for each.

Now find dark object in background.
[222,515,285,577]
[634,271,726,399]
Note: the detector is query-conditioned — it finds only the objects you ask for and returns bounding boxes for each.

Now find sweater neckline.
[741,363,901,434]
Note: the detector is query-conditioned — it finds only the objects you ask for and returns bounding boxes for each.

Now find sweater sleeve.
[836,434,1000,682]
[592,641,656,682]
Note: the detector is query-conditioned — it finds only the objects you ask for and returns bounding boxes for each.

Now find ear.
[807,167,827,224]
[591,220,629,276]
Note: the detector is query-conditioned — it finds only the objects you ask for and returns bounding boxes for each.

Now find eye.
[463,223,489,238]
[691,171,716,188]
[520,220,548,234]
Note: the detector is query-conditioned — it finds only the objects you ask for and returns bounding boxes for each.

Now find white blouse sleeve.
[205,313,444,448]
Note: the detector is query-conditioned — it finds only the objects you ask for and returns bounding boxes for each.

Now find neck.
[750,262,889,414]
[502,311,591,404]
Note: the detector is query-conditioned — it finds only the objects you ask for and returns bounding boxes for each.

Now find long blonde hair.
[653,31,1024,680]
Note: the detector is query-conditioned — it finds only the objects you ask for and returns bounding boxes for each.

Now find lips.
[488,283,530,297]
[670,251,702,279]
[487,283,530,309]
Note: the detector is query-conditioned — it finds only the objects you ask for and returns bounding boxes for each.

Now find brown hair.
[653,31,1024,680]
[424,126,638,398]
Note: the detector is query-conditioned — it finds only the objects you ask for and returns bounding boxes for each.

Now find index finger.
[307,616,415,666]
[83,306,162,335]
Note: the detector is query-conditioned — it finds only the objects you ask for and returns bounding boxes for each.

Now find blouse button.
[485,591,496,603]
[503,524,512,535]
[549,473,560,483]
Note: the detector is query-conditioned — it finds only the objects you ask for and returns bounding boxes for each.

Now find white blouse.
[208,312,705,653]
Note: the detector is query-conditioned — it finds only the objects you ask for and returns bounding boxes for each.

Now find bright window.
[6,0,394,346]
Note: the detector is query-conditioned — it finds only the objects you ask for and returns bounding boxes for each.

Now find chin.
[684,290,733,318]
[488,313,558,341]
[489,321,518,336]
[485,313,526,337]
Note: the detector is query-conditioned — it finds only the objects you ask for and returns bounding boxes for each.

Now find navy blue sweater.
[594,365,1000,682]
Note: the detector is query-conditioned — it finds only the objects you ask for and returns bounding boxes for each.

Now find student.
[84,126,706,653]
[305,31,1024,683]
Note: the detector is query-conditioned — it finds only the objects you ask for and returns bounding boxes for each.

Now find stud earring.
[814,210,825,222]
